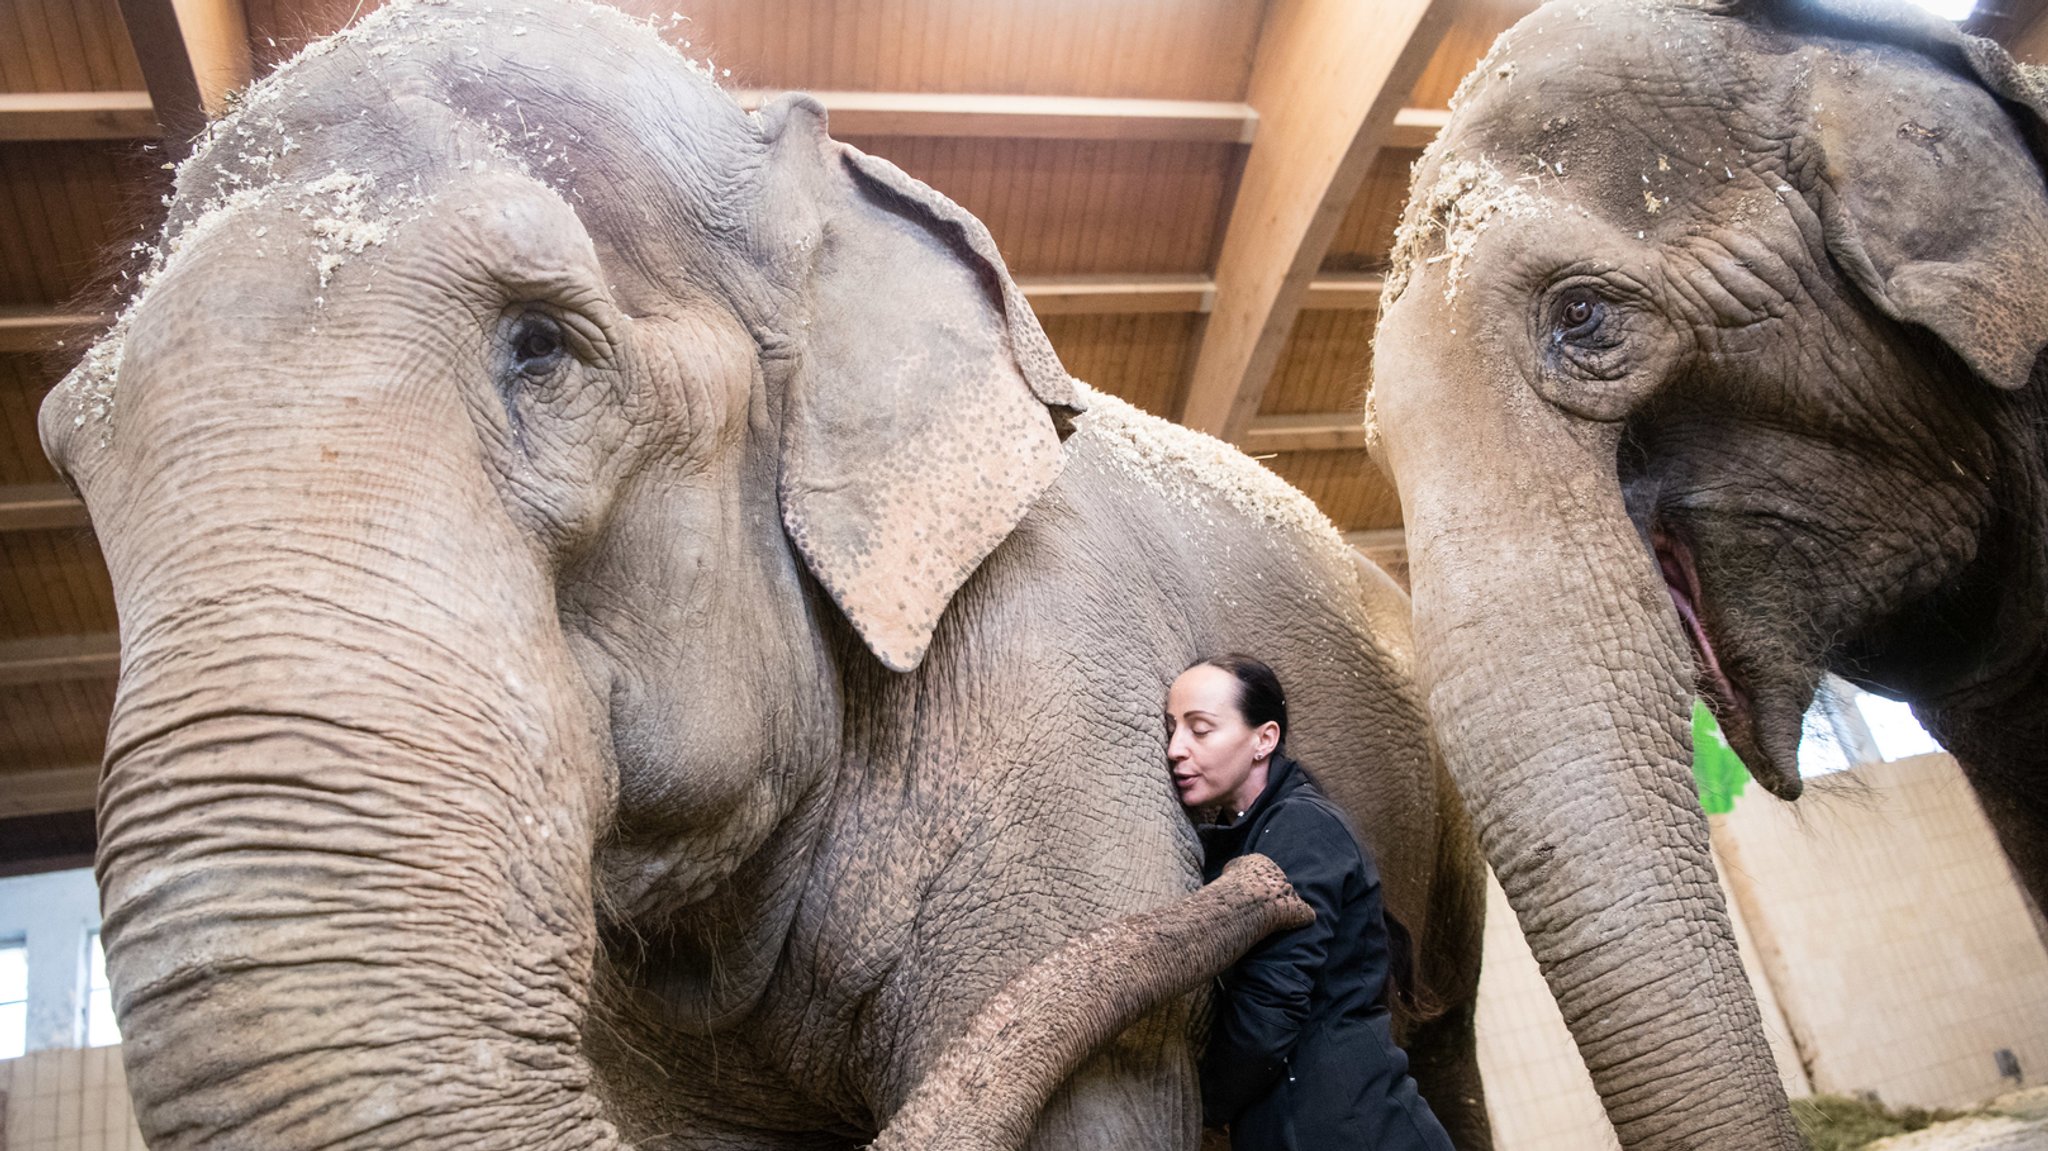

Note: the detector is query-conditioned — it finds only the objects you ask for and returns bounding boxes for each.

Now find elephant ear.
[1725,0,2048,390]
[762,95,1084,672]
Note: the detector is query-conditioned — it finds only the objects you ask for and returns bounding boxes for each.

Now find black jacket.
[1198,754,1454,1151]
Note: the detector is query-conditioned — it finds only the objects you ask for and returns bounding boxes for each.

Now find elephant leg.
[1402,775,1494,1150]
[1404,997,1492,1151]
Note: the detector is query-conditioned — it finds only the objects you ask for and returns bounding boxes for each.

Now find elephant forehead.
[1443,1,1787,186]
[1384,155,1550,307]
[164,0,755,253]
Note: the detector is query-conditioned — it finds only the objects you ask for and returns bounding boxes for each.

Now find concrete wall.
[1714,753,2048,1109]
[0,870,101,1055]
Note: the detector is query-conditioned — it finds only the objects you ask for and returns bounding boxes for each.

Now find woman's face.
[1165,665,1279,813]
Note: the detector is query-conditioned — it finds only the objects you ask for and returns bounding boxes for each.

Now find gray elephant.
[1370,0,2048,1147]
[37,2,1491,1148]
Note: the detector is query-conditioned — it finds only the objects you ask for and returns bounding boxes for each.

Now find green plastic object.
[1691,699,1749,815]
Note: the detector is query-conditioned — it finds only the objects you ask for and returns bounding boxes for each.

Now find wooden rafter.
[1303,273,1384,312]
[0,92,159,141]
[1015,275,1381,318]
[1178,0,1456,443]
[0,309,114,354]
[1018,276,1216,315]
[1344,528,1406,551]
[0,634,120,688]
[0,486,91,533]
[733,90,1259,143]
[1387,106,1450,149]
[1241,413,1367,454]
[114,0,251,137]
[0,764,101,820]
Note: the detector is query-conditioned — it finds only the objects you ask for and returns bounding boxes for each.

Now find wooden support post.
[1178,0,1455,443]
[115,0,251,137]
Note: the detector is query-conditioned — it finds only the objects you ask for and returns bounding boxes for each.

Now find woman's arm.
[1200,803,1360,1125]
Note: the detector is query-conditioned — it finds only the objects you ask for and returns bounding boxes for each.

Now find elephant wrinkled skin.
[1371,0,2048,1147]
[38,3,1489,1149]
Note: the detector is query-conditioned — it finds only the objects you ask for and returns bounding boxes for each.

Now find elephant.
[37,2,1492,1148]
[1369,0,2048,1147]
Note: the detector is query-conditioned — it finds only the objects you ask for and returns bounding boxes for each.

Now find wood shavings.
[1073,384,1351,561]
[1384,156,1544,307]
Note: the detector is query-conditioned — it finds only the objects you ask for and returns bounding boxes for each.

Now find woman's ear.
[1256,723,1281,761]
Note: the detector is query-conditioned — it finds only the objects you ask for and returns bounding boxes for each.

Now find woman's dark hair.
[1187,653,1288,749]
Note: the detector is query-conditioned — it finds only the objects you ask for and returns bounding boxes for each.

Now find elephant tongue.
[1654,527,1808,801]
[1653,527,1747,722]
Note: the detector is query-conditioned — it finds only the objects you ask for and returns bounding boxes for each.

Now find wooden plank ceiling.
[2,0,2041,851]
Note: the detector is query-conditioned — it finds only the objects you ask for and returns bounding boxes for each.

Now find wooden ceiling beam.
[0,308,114,354]
[734,90,1258,143]
[1178,0,1456,443]
[1014,275,1380,317]
[0,634,119,687]
[0,91,159,141]
[1241,413,1368,454]
[1302,273,1384,312]
[115,0,251,137]
[0,485,90,533]
[1017,275,1215,315]
[1387,107,1450,149]
[1344,527,1406,551]
[0,764,101,820]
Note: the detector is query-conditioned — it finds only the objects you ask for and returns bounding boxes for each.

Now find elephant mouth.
[1652,524,1805,801]
[1653,526,1747,719]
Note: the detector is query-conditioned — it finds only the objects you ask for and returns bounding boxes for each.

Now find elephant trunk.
[870,854,1312,1151]
[1372,314,1799,1149]
[77,327,622,1148]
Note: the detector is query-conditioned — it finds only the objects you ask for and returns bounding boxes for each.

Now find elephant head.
[36,2,1299,1145]
[1370,0,2048,1146]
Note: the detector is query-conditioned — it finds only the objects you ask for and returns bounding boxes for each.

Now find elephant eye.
[509,313,568,378]
[1554,291,1605,342]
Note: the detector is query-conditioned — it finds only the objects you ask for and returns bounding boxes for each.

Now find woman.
[1166,654,1454,1151]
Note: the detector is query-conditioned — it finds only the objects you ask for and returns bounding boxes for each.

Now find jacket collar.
[1211,751,1305,831]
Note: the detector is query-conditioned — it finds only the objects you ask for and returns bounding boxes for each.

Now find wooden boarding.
[0,764,101,820]
[0,92,158,141]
